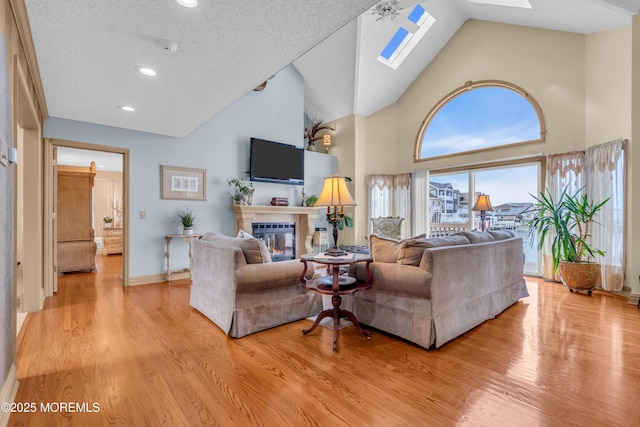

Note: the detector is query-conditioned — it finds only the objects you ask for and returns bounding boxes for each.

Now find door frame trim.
[45,138,130,290]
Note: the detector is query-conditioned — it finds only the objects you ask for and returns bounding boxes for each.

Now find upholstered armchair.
[371,216,404,240]
[189,232,321,338]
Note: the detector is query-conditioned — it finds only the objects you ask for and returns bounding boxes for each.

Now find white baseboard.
[0,364,19,427]
[128,271,190,286]
[629,293,639,306]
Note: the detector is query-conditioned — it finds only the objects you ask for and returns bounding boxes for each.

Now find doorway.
[45,139,130,290]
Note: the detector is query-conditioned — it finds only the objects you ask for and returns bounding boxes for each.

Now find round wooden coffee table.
[299,253,373,351]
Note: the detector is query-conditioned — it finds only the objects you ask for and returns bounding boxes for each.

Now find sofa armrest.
[190,239,245,334]
[428,238,524,315]
[235,259,311,292]
[351,262,432,299]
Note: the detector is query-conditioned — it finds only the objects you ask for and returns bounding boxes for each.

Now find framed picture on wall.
[161,165,206,201]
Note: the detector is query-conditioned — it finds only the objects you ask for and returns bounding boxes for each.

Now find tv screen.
[250,138,304,185]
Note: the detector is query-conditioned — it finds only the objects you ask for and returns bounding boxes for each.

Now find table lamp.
[472,193,494,231]
[315,174,356,256]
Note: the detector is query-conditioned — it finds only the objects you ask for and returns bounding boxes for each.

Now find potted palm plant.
[526,187,609,294]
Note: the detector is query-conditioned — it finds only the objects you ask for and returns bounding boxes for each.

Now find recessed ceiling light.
[119,105,135,112]
[138,67,157,77]
[176,0,197,8]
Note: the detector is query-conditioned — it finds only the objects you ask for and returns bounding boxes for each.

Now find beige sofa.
[350,230,528,349]
[189,232,322,338]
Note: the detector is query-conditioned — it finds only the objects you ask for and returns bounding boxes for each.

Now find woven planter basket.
[558,262,601,294]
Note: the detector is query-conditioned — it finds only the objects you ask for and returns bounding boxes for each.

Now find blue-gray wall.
[0,34,13,387]
[45,65,336,277]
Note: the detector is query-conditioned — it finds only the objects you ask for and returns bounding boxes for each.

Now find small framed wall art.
[161,165,206,201]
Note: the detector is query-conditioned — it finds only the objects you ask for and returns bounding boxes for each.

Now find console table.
[300,253,373,351]
[165,233,204,281]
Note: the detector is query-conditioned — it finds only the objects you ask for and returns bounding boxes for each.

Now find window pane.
[429,164,540,274]
[474,164,540,275]
[420,85,542,158]
[429,173,469,237]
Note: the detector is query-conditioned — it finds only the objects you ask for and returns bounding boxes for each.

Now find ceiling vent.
[157,39,178,52]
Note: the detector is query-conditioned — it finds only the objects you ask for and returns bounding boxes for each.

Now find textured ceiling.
[24,0,378,137]
[296,0,640,123]
[24,0,640,137]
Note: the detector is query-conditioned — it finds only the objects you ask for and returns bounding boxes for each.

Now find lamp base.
[324,246,348,257]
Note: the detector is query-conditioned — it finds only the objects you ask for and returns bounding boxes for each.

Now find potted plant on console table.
[178,208,196,235]
[526,187,609,295]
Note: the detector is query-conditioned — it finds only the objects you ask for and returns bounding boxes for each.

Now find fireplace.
[252,222,295,261]
[231,205,322,258]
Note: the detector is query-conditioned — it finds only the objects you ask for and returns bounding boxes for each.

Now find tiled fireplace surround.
[231,205,323,258]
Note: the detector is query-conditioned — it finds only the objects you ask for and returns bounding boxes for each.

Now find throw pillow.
[459,230,496,243]
[200,232,272,264]
[237,230,255,239]
[369,233,426,263]
[488,230,516,240]
[397,235,471,266]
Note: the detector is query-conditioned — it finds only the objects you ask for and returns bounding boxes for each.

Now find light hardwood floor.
[10,255,640,426]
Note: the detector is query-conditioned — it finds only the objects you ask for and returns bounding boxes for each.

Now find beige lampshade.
[472,194,494,212]
[315,174,356,207]
[322,134,332,145]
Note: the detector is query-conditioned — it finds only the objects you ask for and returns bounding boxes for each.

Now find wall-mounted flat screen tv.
[249,138,304,185]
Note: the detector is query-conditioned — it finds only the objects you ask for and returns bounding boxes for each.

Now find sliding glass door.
[429,162,540,275]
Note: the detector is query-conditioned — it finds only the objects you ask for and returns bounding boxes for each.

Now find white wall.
[0,33,14,392]
[585,27,632,146]
[44,65,336,279]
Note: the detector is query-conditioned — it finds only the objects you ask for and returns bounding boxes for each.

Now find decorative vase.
[247,189,254,205]
[183,227,194,235]
[105,223,112,229]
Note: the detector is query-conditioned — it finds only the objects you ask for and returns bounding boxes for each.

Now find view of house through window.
[429,163,540,275]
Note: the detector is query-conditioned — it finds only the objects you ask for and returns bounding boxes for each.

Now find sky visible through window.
[421,86,540,158]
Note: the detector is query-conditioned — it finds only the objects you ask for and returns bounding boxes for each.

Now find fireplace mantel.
[231,205,323,256]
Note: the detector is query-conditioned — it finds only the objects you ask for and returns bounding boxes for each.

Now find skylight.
[468,0,532,9]
[377,4,436,70]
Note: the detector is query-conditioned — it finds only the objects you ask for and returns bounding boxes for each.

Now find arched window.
[414,80,546,161]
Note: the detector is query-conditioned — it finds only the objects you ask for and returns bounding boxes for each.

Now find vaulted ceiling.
[296,0,640,123]
[24,0,640,138]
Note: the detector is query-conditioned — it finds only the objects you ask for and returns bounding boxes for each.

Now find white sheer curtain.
[94,179,118,240]
[393,174,411,238]
[585,139,626,291]
[367,173,412,238]
[368,175,393,219]
[411,169,430,237]
[543,150,586,279]
[544,140,626,289]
